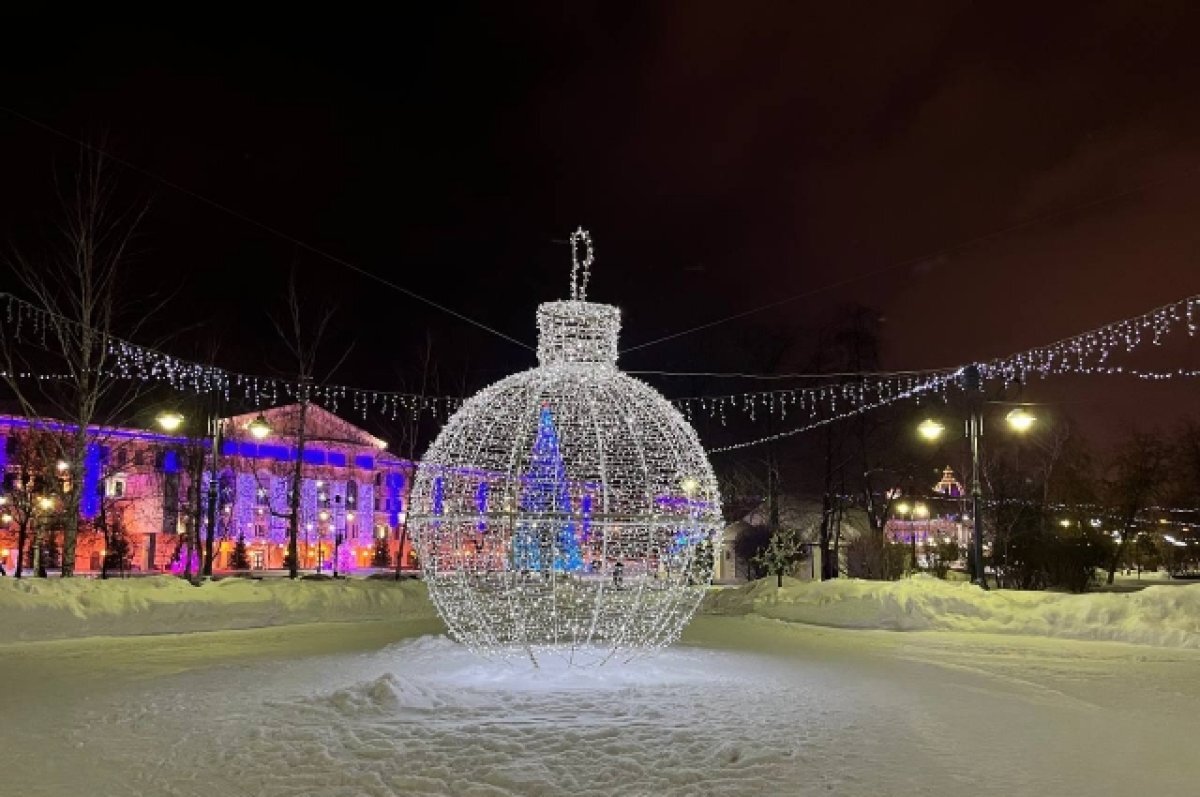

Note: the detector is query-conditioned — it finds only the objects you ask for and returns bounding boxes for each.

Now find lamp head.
[917,418,946,442]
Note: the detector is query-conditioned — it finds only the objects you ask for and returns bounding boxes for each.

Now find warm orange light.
[156,411,185,432]
[917,418,945,442]
[247,414,271,440]
[1005,407,1036,433]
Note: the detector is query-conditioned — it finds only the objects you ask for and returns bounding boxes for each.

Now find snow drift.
[702,575,1200,649]
[0,575,436,642]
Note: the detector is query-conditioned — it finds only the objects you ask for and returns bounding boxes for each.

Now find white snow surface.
[704,574,1200,648]
[3,577,1200,795]
[0,574,436,641]
[3,615,1198,796]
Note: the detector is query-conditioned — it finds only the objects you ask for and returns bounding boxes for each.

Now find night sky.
[2,4,1200,459]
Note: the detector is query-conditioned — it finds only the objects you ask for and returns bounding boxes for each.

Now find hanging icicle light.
[409,229,722,666]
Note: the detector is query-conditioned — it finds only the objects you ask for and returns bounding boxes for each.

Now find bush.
[846,535,907,580]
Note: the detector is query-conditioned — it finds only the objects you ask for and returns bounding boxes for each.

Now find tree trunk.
[818,428,835,580]
[14,521,29,579]
[31,528,45,578]
[186,453,204,585]
[287,397,309,580]
[394,518,410,580]
[1107,529,1130,586]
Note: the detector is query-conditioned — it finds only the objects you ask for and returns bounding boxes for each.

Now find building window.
[346,480,357,509]
[254,523,266,538]
[256,484,269,506]
[133,449,144,467]
[106,475,126,498]
[116,449,128,468]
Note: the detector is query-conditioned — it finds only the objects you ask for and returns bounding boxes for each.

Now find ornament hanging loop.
[569,227,594,301]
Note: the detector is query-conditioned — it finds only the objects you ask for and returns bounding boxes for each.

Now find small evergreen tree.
[754,526,805,587]
[371,536,391,567]
[689,538,714,584]
[229,534,251,570]
[102,528,130,577]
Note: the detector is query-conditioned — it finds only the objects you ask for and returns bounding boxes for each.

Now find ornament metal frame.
[410,230,722,666]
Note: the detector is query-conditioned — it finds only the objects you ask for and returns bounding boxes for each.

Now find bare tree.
[392,333,437,579]
[269,271,349,579]
[1102,430,1170,585]
[0,148,163,577]
[0,429,58,578]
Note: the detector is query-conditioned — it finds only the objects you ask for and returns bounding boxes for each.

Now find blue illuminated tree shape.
[511,405,582,573]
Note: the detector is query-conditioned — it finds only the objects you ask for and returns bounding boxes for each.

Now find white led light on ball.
[410,229,723,666]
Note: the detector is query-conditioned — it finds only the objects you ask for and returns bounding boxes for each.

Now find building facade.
[0,405,415,575]
[884,466,971,551]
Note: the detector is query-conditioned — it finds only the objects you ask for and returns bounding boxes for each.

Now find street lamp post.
[913,502,929,570]
[158,410,272,578]
[158,406,223,578]
[918,365,1036,589]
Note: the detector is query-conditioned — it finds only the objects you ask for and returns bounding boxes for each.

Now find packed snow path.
[1,615,1196,796]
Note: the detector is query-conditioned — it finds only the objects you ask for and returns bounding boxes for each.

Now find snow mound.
[702,575,1200,649]
[0,575,436,642]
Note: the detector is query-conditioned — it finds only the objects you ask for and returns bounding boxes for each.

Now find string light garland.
[4,286,1200,453]
[1,293,461,422]
[705,371,961,453]
[409,232,722,666]
[983,295,1200,384]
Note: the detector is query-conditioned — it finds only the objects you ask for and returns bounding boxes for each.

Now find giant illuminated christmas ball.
[410,231,722,666]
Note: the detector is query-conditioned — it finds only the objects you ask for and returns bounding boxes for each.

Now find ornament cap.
[536,300,620,365]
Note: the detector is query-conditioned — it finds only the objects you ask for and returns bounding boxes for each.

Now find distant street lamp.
[1005,407,1036,433]
[155,411,185,433]
[917,366,1038,589]
[247,414,272,440]
[156,407,228,578]
[917,418,946,442]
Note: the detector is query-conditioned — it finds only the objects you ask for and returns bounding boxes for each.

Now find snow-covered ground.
[0,574,435,641]
[2,576,1198,796]
[705,574,1200,648]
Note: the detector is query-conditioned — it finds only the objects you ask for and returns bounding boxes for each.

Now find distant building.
[0,404,414,574]
[884,466,970,550]
[933,466,964,497]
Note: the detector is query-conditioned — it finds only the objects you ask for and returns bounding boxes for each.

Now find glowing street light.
[155,410,185,432]
[37,496,55,511]
[247,414,272,440]
[917,418,946,442]
[1005,407,1036,433]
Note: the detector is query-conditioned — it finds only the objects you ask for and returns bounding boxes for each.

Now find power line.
[0,104,534,352]
[621,164,1200,355]
[630,367,959,380]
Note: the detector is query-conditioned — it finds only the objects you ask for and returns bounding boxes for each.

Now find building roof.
[225,404,388,450]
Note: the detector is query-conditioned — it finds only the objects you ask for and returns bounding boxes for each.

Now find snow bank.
[0,575,436,642]
[702,575,1200,649]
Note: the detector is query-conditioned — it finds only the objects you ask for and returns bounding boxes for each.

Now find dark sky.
[2,3,1199,454]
